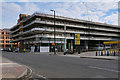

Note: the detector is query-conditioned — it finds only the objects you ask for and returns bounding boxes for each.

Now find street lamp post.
[87,21,90,51]
[50,10,56,55]
[64,25,66,53]
[89,21,91,51]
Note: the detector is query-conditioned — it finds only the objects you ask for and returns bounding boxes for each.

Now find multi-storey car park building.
[10,12,120,52]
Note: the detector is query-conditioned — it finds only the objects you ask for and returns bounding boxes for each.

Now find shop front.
[23,38,65,52]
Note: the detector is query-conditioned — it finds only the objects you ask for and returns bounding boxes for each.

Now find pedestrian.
[34,45,37,52]
[63,49,68,55]
[17,47,19,52]
[23,48,25,53]
[55,47,57,54]
[78,47,81,54]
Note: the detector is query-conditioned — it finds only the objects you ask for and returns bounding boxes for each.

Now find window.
[6,32,9,35]
[6,45,11,47]
[1,41,4,43]
[6,41,9,43]
[6,37,9,39]
[36,18,41,21]
[2,45,4,47]
[2,32,4,34]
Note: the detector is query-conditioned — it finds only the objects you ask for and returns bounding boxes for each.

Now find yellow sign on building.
[75,34,80,45]
[103,41,120,44]
[52,43,55,45]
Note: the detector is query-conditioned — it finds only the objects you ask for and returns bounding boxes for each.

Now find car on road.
[105,44,112,49]
[63,49,73,55]
[0,48,3,51]
[95,44,104,50]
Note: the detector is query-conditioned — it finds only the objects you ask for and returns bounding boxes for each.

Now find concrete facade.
[10,12,120,52]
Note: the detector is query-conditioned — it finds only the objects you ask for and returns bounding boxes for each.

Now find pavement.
[79,51,119,60]
[80,56,118,60]
[32,51,119,60]
[0,55,27,79]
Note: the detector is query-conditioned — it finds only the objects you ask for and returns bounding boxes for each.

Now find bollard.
[116,49,118,53]
[101,51,103,56]
[107,51,109,56]
[118,49,119,53]
[104,50,106,56]
[114,51,115,56]
[110,49,111,54]
[115,49,117,53]
[112,49,114,54]
[99,51,100,56]
[96,51,97,56]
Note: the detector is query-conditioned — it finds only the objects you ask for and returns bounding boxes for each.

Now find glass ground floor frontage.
[20,37,66,52]
[24,43,65,52]
[15,37,104,53]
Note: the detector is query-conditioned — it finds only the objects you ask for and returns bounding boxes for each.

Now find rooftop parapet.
[10,12,119,30]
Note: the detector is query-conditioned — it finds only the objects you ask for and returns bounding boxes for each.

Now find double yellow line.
[25,67,33,80]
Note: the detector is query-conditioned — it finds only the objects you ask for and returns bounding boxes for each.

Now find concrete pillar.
[11,43,12,48]
[20,41,24,52]
[84,40,88,51]
[84,40,86,50]
[64,25,66,52]
[71,40,73,51]
[40,38,41,52]
[17,42,18,48]
[48,38,50,52]
[4,44,6,48]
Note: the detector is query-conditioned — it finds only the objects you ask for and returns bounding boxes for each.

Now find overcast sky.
[1,0,119,29]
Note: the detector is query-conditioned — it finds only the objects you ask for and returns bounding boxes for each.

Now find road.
[2,51,119,79]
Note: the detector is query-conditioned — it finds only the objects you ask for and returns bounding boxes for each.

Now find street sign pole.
[75,34,81,54]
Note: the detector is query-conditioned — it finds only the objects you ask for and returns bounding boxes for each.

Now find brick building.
[0,29,16,49]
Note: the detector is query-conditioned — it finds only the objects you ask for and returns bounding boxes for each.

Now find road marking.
[0,63,18,65]
[26,75,32,80]
[88,66,120,73]
[25,67,33,80]
[35,73,47,80]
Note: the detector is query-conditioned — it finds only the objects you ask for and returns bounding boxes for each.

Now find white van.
[95,44,104,50]
[105,44,111,49]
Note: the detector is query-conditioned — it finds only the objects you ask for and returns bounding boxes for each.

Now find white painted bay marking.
[88,66,120,73]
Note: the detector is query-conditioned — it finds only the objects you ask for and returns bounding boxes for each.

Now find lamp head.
[50,10,55,12]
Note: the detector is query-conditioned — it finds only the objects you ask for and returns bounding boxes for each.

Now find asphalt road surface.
[2,51,119,79]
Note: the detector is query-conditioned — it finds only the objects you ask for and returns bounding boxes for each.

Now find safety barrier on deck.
[96,48,119,56]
